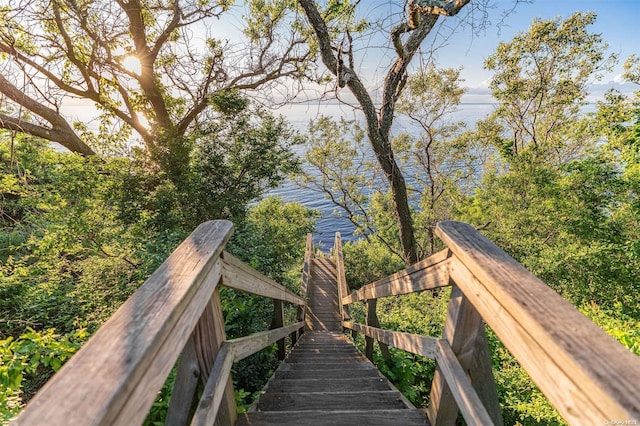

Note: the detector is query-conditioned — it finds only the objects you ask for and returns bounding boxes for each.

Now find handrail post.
[333,232,350,324]
[428,285,502,426]
[193,287,237,426]
[301,233,314,333]
[365,300,375,361]
[365,299,391,361]
[271,299,286,360]
[166,336,200,426]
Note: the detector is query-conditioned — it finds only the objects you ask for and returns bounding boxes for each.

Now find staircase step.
[277,362,375,371]
[237,259,428,425]
[256,391,409,411]
[266,377,391,393]
[293,348,361,354]
[236,409,429,425]
[275,368,381,380]
[286,353,368,363]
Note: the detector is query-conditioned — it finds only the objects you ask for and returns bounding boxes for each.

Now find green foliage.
[342,238,404,290]
[1,129,308,421]
[210,89,249,115]
[0,327,87,423]
[143,368,177,426]
[228,197,317,287]
[372,291,448,407]
[490,334,565,425]
[461,155,640,315]
[485,12,614,164]
[581,303,640,356]
[460,13,640,317]
[190,105,302,224]
[0,137,147,337]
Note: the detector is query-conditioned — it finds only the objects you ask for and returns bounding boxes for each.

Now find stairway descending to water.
[236,257,429,425]
[15,222,640,425]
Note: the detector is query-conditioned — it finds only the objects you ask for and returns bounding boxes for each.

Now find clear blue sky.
[426,0,640,88]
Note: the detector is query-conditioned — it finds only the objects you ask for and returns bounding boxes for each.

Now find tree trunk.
[298,0,420,265]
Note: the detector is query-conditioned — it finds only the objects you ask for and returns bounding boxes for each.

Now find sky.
[267,0,640,108]
[332,0,640,101]
[59,0,640,124]
[405,0,640,93]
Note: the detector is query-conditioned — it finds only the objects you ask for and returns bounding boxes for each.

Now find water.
[268,102,495,249]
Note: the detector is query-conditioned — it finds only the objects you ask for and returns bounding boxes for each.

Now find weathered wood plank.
[343,321,438,359]
[294,348,361,354]
[191,343,234,426]
[435,339,495,426]
[256,391,409,411]
[166,336,200,426]
[266,377,390,392]
[193,289,237,426]
[228,322,304,362]
[333,232,350,321]
[275,368,379,380]
[342,249,452,305]
[276,361,376,371]
[428,285,502,426]
[14,220,234,426]
[286,356,368,364]
[221,251,305,305]
[301,233,313,296]
[236,409,429,425]
[437,220,640,423]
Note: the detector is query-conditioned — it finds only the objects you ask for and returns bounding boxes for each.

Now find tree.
[0,0,309,177]
[460,13,640,314]
[302,65,477,259]
[483,11,614,165]
[296,0,506,264]
[395,65,478,256]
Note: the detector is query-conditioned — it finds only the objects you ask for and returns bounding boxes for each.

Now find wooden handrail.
[192,322,304,425]
[333,232,350,321]
[297,233,314,331]
[14,220,307,426]
[437,220,640,424]
[342,248,452,305]
[435,339,495,425]
[343,321,438,359]
[222,251,305,305]
[341,220,640,426]
[301,233,314,296]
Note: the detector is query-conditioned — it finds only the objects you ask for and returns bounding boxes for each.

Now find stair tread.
[275,369,382,380]
[255,391,410,411]
[236,409,429,425]
[266,377,391,392]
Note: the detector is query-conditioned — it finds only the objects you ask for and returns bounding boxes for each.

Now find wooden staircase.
[237,257,429,425]
[14,221,640,426]
[305,258,341,332]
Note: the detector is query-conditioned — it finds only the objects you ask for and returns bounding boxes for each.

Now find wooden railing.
[340,221,640,426]
[14,220,307,426]
[333,232,349,322]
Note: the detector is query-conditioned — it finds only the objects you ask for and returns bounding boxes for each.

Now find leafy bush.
[343,238,405,290]
[0,327,87,423]
[1,132,310,421]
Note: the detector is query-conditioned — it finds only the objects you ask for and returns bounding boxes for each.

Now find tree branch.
[410,0,471,17]
[117,0,173,130]
[0,74,95,154]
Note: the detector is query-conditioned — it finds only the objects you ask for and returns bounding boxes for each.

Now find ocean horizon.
[268,102,496,249]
